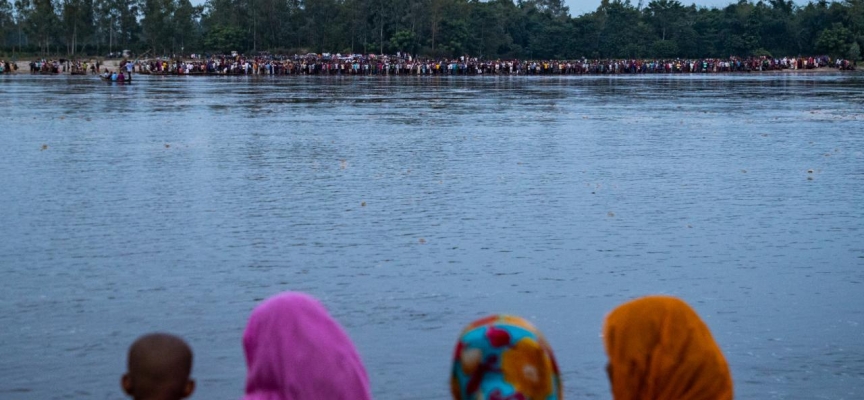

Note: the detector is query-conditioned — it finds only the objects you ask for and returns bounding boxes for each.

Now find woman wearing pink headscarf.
[241,292,372,400]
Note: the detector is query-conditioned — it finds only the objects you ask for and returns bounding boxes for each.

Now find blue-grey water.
[1,73,863,399]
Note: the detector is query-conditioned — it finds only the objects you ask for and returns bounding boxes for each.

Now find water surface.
[1,73,863,399]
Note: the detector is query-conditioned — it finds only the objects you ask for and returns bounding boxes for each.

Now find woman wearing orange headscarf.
[603,296,733,400]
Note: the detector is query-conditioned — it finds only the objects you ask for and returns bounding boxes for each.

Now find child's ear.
[182,379,195,399]
[121,374,133,396]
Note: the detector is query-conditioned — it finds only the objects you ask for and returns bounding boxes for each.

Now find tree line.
[1,0,861,60]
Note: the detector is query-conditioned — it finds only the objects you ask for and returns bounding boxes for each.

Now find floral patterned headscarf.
[451,315,562,400]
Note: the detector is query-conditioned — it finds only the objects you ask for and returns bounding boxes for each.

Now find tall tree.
[4,0,864,59]
[19,0,59,54]
[61,0,93,55]
[0,0,13,49]
[141,0,174,55]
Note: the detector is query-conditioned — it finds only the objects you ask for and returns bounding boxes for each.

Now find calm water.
[1,73,863,399]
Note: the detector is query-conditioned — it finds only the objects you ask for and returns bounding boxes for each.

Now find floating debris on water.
[41,144,48,151]
[340,160,347,169]
[165,144,170,148]
[607,212,615,217]
[807,169,814,174]
[418,238,426,244]
[741,169,747,173]
[361,202,366,207]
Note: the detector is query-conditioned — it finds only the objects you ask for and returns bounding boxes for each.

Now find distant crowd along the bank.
[122,293,732,400]
[6,58,91,74]
[1,59,19,73]
[137,54,856,75]
[5,53,857,76]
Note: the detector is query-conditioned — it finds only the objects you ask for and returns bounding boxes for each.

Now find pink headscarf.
[241,292,372,400]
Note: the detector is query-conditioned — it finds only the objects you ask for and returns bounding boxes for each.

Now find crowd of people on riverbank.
[28,59,62,74]
[69,60,95,74]
[0,59,16,73]
[14,59,102,74]
[8,53,855,77]
[122,292,732,400]
[135,53,855,76]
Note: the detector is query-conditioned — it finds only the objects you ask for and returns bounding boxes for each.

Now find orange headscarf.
[603,296,733,400]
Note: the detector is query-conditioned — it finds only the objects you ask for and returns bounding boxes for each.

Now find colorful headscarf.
[241,292,372,400]
[451,315,562,400]
[603,296,733,400]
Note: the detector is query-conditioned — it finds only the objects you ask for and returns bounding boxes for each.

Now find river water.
[1,73,863,399]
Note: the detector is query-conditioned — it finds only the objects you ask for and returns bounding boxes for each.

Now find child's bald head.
[122,333,195,400]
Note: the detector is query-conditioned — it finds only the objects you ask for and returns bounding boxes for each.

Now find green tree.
[816,22,853,57]
[0,0,13,49]
[19,0,59,54]
[299,0,344,53]
[644,0,684,41]
[389,29,414,53]
[597,0,643,57]
[848,41,860,60]
[114,0,140,50]
[172,0,199,53]
[651,39,678,57]
[141,0,174,55]
[438,14,468,56]
[525,0,569,18]
[6,0,864,59]
[203,24,243,52]
[61,0,94,55]
[467,0,518,57]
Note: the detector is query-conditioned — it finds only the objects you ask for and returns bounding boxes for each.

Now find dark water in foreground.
[1,73,863,399]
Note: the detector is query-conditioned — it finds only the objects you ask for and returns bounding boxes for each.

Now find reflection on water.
[1,73,863,399]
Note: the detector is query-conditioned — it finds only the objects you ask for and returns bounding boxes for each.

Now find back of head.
[603,296,733,400]
[124,333,194,400]
[242,292,371,400]
[451,315,561,400]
